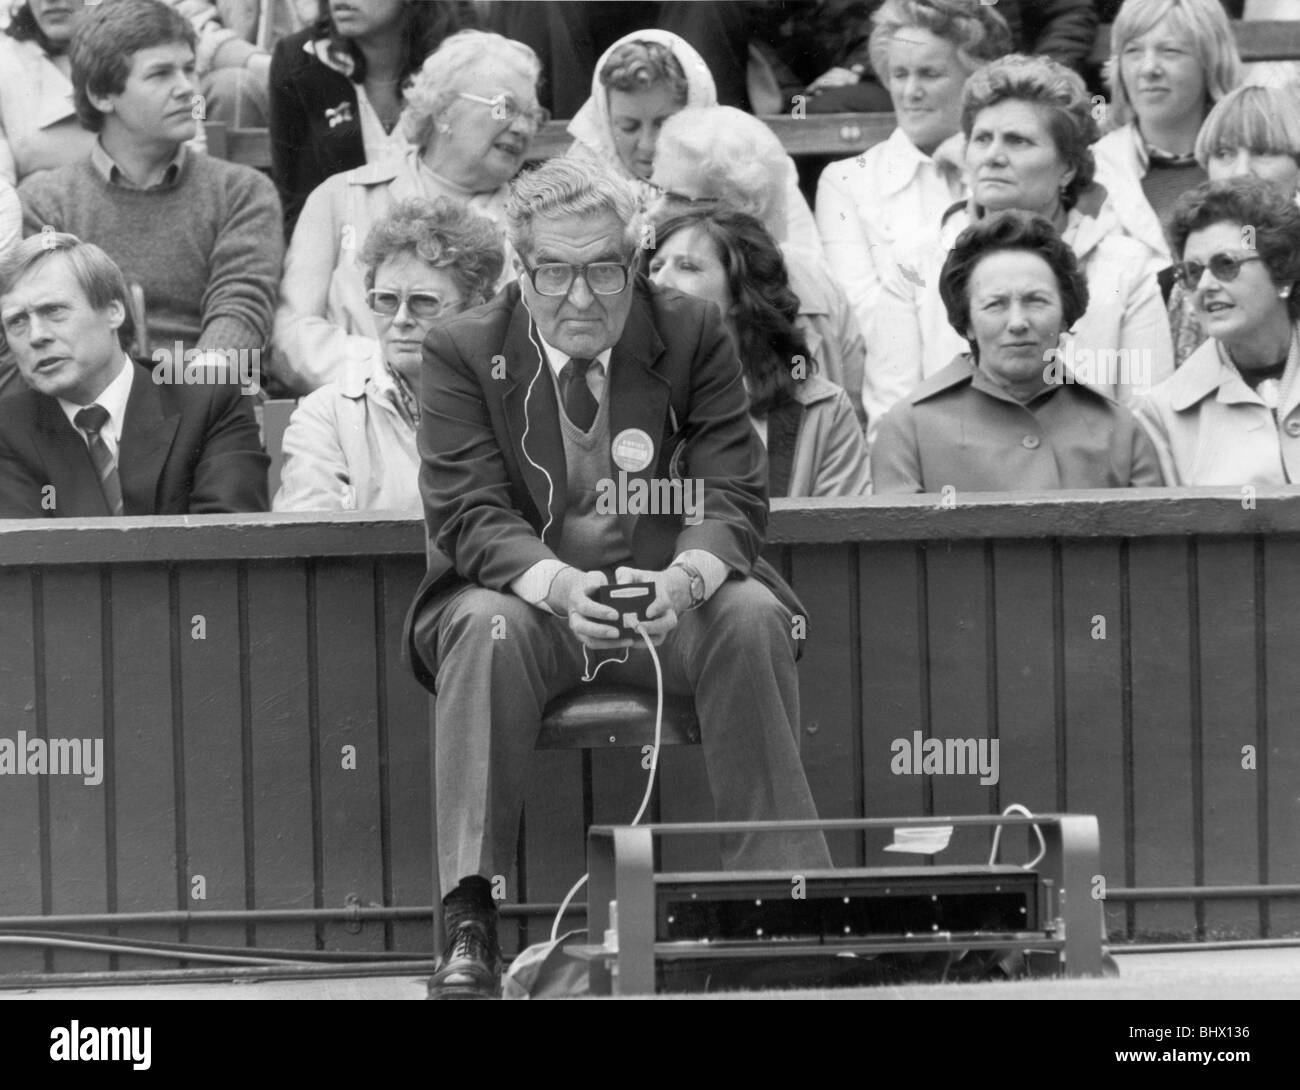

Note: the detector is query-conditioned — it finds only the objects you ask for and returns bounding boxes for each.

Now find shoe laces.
[447,919,496,965]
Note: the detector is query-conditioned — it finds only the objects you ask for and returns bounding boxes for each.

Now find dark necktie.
[562,356,599,431]
[74,404,124,516]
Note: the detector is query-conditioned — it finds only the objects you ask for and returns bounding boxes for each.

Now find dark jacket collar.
[34,360,180,515]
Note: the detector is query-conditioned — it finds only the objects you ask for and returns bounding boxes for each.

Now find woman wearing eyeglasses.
[269,0,465,238]
[1136,177,1300,486]
[1167,84,1300,364]
[273,196,504,512]
[271,29,543,396]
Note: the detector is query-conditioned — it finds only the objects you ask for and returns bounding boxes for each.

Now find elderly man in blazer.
[0,233,267,517]
[406,158,831,1000]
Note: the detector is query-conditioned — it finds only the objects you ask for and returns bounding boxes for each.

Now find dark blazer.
[403,277,801,690]
[269,27,364,240]
[0,359,269,517]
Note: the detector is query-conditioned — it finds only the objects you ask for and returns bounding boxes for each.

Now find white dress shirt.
[59,354,134,459]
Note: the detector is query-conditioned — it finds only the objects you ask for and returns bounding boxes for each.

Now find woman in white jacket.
[867,53,1173,440]
[1091,0,1241,266]
[814,0,1013,355]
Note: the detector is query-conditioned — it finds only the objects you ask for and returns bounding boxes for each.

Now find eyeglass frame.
[1172,251,1267,287]
[453,91,550,130]
[519,259,634,298]
[365,288,453,320]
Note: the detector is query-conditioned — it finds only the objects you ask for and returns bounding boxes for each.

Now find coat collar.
[32,361,178,514]
[1,37,76,131]
[1164,324,1300,413]
[910,353,1108,408]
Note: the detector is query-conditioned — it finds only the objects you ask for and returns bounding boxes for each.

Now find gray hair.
[400,30,541,151]
[0,232,134,350]
[655,107,789,240]
[506,159,643,260]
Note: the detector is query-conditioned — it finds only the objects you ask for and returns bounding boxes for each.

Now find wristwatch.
[672,561,706,611]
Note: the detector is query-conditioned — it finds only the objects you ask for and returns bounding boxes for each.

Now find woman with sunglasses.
[1168,84,1300,364]
[274,196,504,512]
[1135,177,1300,485]
[271,29,543,395]
[269,0,465,238]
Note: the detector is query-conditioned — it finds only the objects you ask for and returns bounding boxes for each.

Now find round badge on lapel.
[611,428,655,472]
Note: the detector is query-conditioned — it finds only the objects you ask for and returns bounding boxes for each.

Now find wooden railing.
[2,490,1299,974]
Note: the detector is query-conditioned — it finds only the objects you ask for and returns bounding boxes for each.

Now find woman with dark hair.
[1136,177,1300,485]
[0,0,96,183]
[274,195,504,512]
[269,0,465,236]
[647,207,870,498]
[1168,84,1300,363]
[868,52,1173,440]
[873,210,1163,493]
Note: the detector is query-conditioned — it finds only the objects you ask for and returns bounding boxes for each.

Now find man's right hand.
[546,567,632,649]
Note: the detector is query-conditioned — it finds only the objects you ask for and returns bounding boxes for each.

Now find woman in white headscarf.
[565,28,821,260]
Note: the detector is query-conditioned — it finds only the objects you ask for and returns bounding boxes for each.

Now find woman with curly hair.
[274,195,504,512]
[269,0,466,237]
[647,207,870,498]
[815,0,1014,356]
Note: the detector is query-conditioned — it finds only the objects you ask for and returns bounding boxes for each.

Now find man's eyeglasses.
[454,91,550,131]
[522,261,631,297]
[366,289,451,320]
[1172,252,1266,287]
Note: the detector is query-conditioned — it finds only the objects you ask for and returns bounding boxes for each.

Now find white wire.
[988,803,1047,870]
[550,623,664,943]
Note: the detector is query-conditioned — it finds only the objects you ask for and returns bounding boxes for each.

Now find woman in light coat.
[270,29,541,395]
[647,207,870,498]
[273,196,504,512]
[1137,177,1300,486]
[0,1,95,184]
[814,0,1013,353]
[868,53,1173,441]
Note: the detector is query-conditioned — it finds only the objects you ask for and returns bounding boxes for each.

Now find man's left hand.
[614,565,693,645]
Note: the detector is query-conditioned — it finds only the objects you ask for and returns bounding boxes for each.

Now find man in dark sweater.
[17,0,281,370]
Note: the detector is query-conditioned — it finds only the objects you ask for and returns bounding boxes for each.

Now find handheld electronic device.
[591,582,657,633]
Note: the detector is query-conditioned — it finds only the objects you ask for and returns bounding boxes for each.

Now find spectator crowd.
[2,0,1300,518]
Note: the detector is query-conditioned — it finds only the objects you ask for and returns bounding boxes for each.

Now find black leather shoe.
[427,919,502,1000]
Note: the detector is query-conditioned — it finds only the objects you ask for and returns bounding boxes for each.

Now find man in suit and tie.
[0,232,267,516]
[406,158,831,1000]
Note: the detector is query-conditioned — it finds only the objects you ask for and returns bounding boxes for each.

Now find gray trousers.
[413,577,832,895]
